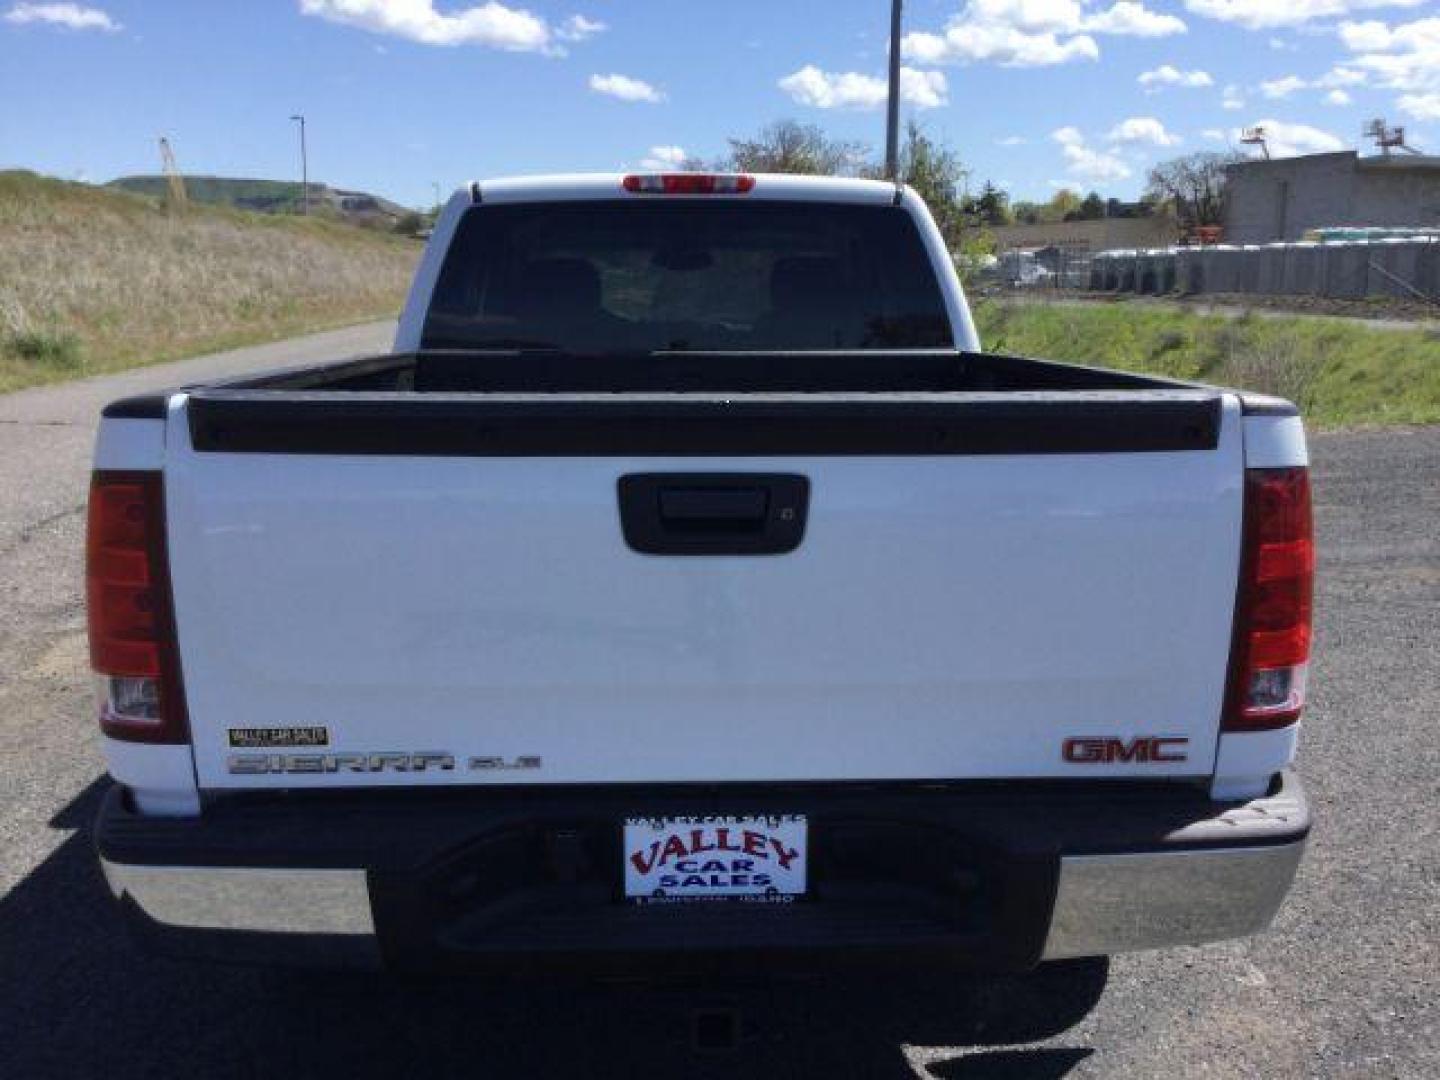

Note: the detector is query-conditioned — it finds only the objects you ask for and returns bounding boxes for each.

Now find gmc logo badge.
[1062,736,1189,764]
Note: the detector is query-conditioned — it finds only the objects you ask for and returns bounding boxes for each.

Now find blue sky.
[3,0,1437,208]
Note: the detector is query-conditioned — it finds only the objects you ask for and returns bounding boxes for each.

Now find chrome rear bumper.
[100,861,374,936]
[103,840,1305,962]
[1042,839,1306,960]
[97,774,1309,971]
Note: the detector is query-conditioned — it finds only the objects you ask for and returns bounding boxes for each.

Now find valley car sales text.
[628,821,800,893]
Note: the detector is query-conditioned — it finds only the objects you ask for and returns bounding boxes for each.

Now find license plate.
[623,814,807,904]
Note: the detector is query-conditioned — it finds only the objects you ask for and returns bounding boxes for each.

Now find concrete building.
[1224,151,1440,244]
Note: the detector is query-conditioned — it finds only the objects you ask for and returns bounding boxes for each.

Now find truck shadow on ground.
[0,779,1104,1079]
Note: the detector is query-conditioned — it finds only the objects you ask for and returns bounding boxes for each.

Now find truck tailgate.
[163,391,1243,789]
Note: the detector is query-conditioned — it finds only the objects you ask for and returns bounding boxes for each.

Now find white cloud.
[903,26,1098,67]
[639,145,688,170]
[1338,16,1440,99]
[1052,125,1133,180]
[1318,66,1367,88]
[1338,18,1393,52]
[1261,75,1308,98]
[1184,0,1427,32]
[1399,92,1440,119]
[1269,36,1298,50]
[1082,1,1186,36]
[589,73,664,103]
[996,134,1028,146]
[901,0,1194,68]
[1221,83,1246,110]
[1107,116,1183,146]
[3,2,119,31]
[900,0,1182,70]
[1138,63,1213,90]
[1249,66,1368,106]
[778,65,948,109]
[1238,119,1346,156]
[298,0,558,52]
[556,14,604,42]
[1202,127,1228,141]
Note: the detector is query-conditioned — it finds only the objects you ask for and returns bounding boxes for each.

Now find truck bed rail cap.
[474,173,899,205]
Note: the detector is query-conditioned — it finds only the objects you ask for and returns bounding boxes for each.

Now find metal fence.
[1053,238,1440,303]
[990,237,1440,305]
[983,247,1095,293]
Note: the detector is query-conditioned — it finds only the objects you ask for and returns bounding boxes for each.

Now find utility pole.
[290,114,309,214]
[885,0,903,180]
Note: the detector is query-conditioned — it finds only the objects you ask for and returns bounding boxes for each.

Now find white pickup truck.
[89,172,1312,973]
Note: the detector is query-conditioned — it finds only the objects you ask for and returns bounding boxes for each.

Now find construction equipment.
[1240,127,1270,160]
[1363,119,1420,157]
[157,137,188,211]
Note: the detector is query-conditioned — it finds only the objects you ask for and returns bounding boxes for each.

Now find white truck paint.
[89,174,1312,971]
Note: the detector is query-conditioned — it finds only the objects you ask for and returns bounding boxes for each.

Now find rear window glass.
[422,200,952,352]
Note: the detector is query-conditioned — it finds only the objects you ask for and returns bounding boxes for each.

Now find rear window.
[422,200,952,353]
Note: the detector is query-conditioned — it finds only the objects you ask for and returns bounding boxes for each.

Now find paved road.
[0,330,1435,1078]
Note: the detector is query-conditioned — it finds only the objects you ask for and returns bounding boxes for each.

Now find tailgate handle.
[659,487,769,530]
[619,473,809,556]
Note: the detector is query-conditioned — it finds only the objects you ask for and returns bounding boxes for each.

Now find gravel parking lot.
[0,327,1435,1078]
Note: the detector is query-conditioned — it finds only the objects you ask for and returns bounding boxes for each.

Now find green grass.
[974,299,1440,428]
[1,170,421,393]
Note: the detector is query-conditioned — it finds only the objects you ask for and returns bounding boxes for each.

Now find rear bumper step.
[95,775,1309,972]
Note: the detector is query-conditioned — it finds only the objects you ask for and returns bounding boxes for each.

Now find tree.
[1047,188,1082,221]
[890,121,971,245]
[718,119,991,257]
[964,181,1012,227]
[1077,191,1107,220]
[1146,151,1244,229]
[1011,200,1043,225]
[723,120,867,176]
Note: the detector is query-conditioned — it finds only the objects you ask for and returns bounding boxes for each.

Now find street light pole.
[289,114,308,215]
[885,0,903,180]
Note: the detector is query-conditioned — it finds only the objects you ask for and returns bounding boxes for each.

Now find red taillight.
[622,173,756,195]
[86,472,188,743]
[1224,468,1314,731]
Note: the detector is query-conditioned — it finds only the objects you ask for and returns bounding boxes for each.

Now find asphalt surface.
[0,327,1435,1078]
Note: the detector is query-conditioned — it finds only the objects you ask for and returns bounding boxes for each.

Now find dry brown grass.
[0,170,420,392]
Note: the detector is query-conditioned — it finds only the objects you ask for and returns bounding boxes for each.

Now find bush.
[5,330,81,370]
[392,211,425,237]
[1217,334,1324,410]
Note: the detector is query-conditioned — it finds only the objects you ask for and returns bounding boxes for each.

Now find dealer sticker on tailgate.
[623,814,807,903]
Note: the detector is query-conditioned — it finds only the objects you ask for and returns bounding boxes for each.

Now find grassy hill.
[0,170,421,393]
[108,175,408,220]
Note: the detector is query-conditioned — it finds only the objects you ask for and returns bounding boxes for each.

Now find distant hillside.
[107,175,409,223]
[1,170,420,392]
